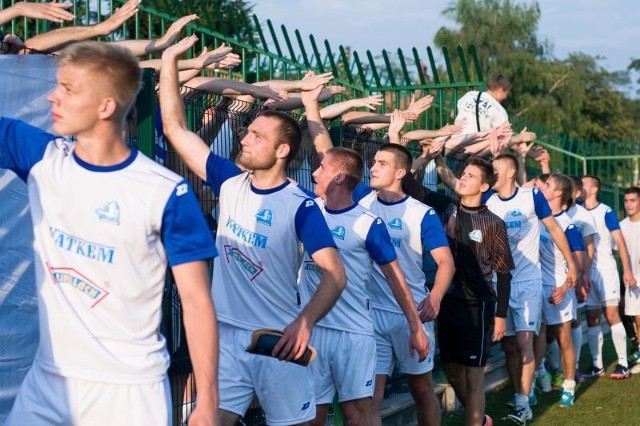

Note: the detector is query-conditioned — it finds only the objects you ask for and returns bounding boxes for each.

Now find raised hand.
[298,71,333,91]
[405,92,434,116]
[388,109,406,136]
[96,0,140,36]
[157,14,198,49]
[162,34,199,61]
[10,1,74,23]
[419,138,445,161]
[352,94,383,110]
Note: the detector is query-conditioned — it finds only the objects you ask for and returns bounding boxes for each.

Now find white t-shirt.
[485,187,552,283]
[299,200,396,335]
[456,90,508,134]
[586,203,620,270]
[620,218,640,282]
[356,188,448,313]
[0,117,217,384]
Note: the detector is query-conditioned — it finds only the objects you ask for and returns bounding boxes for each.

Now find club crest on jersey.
[510,209,523,217]
[95,201,120,225]
[469,229,483,242]
[224,245,264,281]
[48,266,109,308]
[255,209,273,226]
[331,226,346,240]
[388,218,403,230]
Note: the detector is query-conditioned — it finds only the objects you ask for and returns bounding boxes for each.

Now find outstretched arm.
[112,13,197,57]
[301,71,334,157]
[186,76,288,101]
[0,1,74,26]
[25,0,140,53]
[433,154,460,191]
[159,35,212,181]
[387,109,406,145]
[319,94,383,120]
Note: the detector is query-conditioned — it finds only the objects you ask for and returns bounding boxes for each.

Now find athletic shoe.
[502,406,533,425]
[483,414,493,426]
[628,350,640,366]
[558,390,574,407]
[551,371,564,390]
[581,364,605,378]
[609,364,631,380]
[574,370,586,383]
[630,362,640,375]
[535,371,552,393]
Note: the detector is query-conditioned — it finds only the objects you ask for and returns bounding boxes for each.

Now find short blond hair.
[57,41,142,116]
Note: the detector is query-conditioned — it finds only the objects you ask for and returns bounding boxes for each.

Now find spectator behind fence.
[160,35,346,426]
[0,41,219,425]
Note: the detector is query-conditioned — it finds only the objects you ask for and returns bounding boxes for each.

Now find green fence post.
[136,68,156,158]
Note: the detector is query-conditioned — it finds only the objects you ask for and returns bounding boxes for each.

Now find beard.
[238,150,278,171]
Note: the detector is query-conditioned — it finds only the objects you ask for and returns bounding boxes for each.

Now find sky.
[252,0,640,94]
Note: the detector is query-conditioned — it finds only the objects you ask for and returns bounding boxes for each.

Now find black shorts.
[437,295,495,367]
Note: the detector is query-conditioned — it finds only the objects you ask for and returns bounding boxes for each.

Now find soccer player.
[438,157,514,426]
[538,174,586,407]
[300,147,428,426]
[581,175,636,379]
[160,36,346,426]
[620,186,640,373]
[352,144,455,426]
[1,41,219,425]
[484,154,577,425]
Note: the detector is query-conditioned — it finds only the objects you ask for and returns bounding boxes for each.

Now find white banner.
[0,54,57,425]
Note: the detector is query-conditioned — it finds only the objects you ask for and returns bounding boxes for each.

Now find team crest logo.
[469,229,483,242]
[388,218,403,230]
[511,209,523,217]
[255,209,273,226]
[95,201,120,225]
[331,226,346,240]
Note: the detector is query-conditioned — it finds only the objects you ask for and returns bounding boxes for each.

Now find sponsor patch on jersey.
[255,209,273,226]
[50,227,115,264]
[48,266,109,308]
[176,183,189,196]
[388,218,403,230]
[331,225,346,240]
[95,201,120,226]
[224,245,264,281]
[226,218,268,248]
[469,229,483,242]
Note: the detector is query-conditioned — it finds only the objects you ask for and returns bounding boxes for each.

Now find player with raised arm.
[160,36,346,426]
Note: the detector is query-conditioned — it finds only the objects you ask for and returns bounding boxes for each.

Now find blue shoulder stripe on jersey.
[205,151,242,195]
[604,208,621,231]
[421,208,449,251]
[481,189,496,204]
[365,217,397,265]
[0,117,55,181]
[352,182,373,203]
[532,188,553,219]
[295,198,336,256]
[73,149,138,172]
[161,180,217,266]
[565,224,586,252]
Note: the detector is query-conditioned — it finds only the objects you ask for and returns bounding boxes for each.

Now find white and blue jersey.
[206,153,335,330]
[485,187,552,283]
[299,199,397,335]
[0,117,216,384]
[587,203,620,271]
[354,185,449,313]
[566,203,597,240]
[540,212,585,287]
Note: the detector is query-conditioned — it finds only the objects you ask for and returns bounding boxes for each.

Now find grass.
[442,336,640,425]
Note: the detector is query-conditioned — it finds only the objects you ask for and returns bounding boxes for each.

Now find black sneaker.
[609,364,630,380]
[581,364,605,378]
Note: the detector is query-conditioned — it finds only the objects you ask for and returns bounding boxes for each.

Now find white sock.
[588,325,603,369]
[572,324,583,368]
[562,379,576,393]
[611,322,628,367]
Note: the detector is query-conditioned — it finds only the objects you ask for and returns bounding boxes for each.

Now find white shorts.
[586,265,621,308]
[372,309,435,376]
[6,361,171,426]
[541,286,575,326]
[505,279,542,336]
[625,285,640,316]
[310,327,376,404]
[218,322,315,426]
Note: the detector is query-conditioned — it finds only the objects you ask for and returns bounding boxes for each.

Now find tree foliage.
[434,0,639,142]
